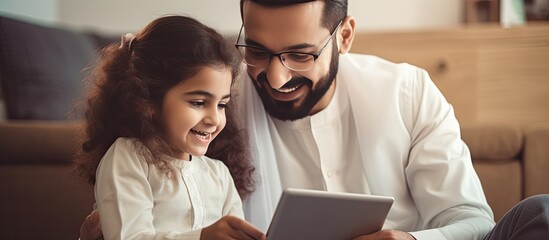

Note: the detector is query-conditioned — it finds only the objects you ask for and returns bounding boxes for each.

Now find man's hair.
[240,0,348,31]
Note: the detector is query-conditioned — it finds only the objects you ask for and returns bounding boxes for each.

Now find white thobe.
[235,53,495,240]
[269,77,367,194]
[95,137,243,240]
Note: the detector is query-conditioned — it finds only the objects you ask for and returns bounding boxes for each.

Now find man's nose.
[266,57,292,89]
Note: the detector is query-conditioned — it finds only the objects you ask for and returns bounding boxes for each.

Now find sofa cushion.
[0,121,81,164]
[0,164,94,239]
[473,161,522,222]
[0,16,96,120]
[461,125,523,162]
[524,123,549,196]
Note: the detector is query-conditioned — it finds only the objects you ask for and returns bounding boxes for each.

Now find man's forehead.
[242,1,327,49]
[242,1,323,29]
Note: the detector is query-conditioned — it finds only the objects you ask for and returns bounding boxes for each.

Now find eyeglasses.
[235,20,343,72]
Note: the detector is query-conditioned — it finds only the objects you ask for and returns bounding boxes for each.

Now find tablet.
[266,188,394,240]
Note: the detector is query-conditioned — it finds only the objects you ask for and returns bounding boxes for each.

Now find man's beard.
[251,41,339,121]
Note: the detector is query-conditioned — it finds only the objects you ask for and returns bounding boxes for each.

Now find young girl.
[74,15,265,240]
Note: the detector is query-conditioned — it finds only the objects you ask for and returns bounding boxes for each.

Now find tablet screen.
[266,188,394,240]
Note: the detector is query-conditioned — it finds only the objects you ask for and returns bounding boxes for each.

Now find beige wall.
[0,0,58,26]
[1,0,464,34]
[353,0,463,32]
[56,0,242,35]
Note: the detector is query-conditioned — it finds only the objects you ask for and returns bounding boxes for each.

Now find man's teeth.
[276,84,301,93]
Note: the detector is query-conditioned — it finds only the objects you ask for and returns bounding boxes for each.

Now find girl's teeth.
[191,130,210,140]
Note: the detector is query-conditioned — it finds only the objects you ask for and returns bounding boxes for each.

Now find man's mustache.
[256,72,312,90]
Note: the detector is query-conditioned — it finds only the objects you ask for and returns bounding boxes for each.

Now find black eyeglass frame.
[234,20,344,72]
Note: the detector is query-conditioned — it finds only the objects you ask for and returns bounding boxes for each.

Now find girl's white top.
[95,137,243,240]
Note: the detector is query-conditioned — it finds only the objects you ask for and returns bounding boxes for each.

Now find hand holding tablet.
[266,188,394,240]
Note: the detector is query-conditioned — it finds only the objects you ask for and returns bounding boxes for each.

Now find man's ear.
[338,16,355,54]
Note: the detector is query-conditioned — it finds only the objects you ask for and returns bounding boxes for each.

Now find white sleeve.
[218,161,245,219]
[405,69,495,240]
[95,139,203,240]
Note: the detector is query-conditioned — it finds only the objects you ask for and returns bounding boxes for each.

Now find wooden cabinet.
[350,23,549,127]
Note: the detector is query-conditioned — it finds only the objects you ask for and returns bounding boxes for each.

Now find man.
[235,1,492,239]
[81,1,549,239]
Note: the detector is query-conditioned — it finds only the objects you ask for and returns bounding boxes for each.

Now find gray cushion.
[0,16,97,120]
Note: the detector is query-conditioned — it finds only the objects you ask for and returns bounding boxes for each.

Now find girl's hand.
[201,215,266,240]
[79,210,103,240]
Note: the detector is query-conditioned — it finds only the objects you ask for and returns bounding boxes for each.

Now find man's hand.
[353,229,416,240]
[201,215,266,240]
[80,210,103,240]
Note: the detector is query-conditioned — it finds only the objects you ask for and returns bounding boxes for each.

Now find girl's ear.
[337,16,356,54]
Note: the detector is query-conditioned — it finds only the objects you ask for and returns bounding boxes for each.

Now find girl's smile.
[161,66,232,160]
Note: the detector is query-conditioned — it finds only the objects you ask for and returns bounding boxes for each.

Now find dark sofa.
[0,15,114,239]
[1,15,549,240]
[0,121,92,240]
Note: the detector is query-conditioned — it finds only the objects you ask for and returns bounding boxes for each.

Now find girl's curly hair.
[73,15,255,198]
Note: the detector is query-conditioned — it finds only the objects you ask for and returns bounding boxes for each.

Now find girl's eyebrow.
[184,90,231,99]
